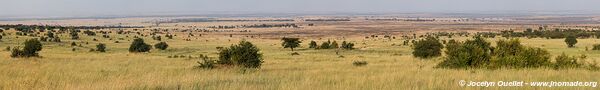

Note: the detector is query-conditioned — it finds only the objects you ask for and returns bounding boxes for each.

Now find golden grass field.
[1,17,600,89]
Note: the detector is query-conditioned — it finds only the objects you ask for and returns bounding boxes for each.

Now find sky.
[1,0,600,17]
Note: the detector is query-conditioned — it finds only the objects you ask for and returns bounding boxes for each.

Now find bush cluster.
[437,37,597,70]
[341,41,355,49]
[11,39,43,57]
[308,40,354,49]
[319,40,334,49]
[70,31,79,40]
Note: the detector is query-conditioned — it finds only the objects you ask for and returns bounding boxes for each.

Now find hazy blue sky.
[2,0,600,17]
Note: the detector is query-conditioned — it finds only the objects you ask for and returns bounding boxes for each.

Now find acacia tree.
[565,35,577,48]
[281,37,301,51]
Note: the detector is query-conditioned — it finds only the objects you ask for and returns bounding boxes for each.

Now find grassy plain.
[1,17,600,89]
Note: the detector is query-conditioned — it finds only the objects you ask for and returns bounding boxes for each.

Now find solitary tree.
[565,35,578,48]
[96,43,106,52]
[281,37,301,51]
[128,38,151,52]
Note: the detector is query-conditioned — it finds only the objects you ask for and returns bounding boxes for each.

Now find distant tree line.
[305,19,351,22]
[167,18,294,23]
[0,24,144,33]
[208,23,299,29]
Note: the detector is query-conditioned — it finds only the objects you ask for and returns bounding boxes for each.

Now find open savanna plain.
[1,16,600,89]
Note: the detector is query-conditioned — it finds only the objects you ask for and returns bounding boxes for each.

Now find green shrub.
[319,40,331,49]
[96,43,106,52]
[437,38,491,68]
[331,41,339,48]
[493,39,522,57]
[412,36,443,58]
[553,53,583,69]
[341,41,355,49]
[308,41,318,48]
[592,44,600,50]
[491,39,552,68]
[218,41,263,68]
[492,47,551,68]
[128,38,151,52]
[154,42,169,50]
[196,56,215,69]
